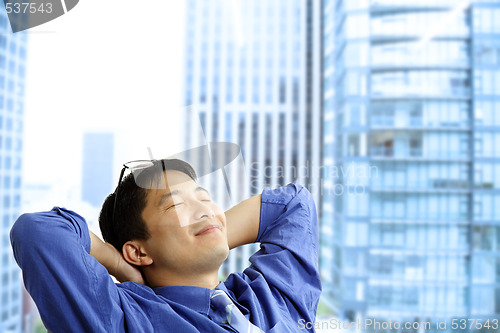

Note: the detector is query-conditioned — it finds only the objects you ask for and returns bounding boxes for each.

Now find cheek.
[150,230,191,257]
[167,210,193,228]
[210,202,223,214]
[213,206,226,222]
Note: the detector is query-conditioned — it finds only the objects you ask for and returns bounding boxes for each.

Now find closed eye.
[167,202,184,210]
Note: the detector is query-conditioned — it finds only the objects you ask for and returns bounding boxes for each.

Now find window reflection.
[371,11,468,37]
[372,70,470,97]
[372,41,468,67]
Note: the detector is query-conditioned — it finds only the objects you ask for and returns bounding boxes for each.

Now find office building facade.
[183,0,322,275]
[0,9,27,333]
[322,0,500,322]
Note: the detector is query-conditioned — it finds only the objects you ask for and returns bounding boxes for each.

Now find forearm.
[89,231,121,276]
[225,194,261,249]
[10,209,123,331]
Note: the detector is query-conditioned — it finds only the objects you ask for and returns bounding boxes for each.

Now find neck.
[145,267,221,289]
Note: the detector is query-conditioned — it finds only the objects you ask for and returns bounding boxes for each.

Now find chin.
[206,243,229,266]
[195,247,229,274]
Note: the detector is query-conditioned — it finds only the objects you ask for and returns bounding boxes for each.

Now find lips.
[195,224,222,236]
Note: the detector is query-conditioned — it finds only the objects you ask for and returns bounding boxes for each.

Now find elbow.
[10,213,33,245]
[10,213,35,266]
[10,212,51,265]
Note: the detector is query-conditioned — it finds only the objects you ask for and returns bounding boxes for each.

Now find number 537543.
[5,2,53,14]
[451,319,498,330]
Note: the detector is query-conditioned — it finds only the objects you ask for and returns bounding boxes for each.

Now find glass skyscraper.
[322,0,500,324]
[471,0,500,317]
[0,8,27,333]
[183,0,322,275]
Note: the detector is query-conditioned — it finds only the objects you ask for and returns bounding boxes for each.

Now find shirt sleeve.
[10,207,124,333]
[248,182,321,323]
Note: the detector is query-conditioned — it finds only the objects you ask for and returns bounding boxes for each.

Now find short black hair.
[99,159,197,252]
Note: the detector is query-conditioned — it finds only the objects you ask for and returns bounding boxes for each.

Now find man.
[11,159,321,332]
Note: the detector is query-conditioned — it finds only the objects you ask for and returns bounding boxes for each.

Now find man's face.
[140,170,229,274]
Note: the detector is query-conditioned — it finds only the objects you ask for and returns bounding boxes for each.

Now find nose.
[194,200,215,221]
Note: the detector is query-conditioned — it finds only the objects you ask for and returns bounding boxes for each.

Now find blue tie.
[210,289,264,333]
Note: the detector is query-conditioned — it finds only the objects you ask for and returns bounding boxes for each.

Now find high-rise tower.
[0,9,28,333]
[183,0,322,275]
[322,0,500,322]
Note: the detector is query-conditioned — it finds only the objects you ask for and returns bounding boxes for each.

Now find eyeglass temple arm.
[111,166,127,226]
[116,166,127,190]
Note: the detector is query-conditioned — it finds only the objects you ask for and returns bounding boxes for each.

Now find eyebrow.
[157,186,210,207]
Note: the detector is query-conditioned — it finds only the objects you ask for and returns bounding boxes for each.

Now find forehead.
[159,170,195,187]
[144,170,200,203]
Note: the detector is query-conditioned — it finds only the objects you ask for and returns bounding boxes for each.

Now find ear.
[122,240,154,267]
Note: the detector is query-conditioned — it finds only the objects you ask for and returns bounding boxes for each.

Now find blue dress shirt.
[11,183,321,332]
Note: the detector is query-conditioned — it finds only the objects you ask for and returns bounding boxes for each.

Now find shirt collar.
[153,285,213,315]
[152,282,247,316]
[152,282,228,315]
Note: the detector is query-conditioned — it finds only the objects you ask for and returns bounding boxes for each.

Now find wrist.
[90,231,121,275]
[102,242,123,277]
